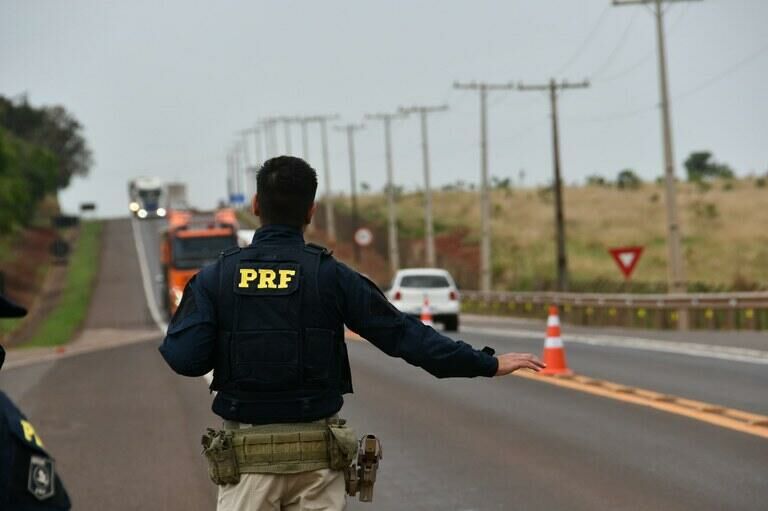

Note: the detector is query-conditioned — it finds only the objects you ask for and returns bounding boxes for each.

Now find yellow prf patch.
[234,263,300,295]
[21,419,44,448]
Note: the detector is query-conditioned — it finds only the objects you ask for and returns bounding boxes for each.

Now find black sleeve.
[336,263,498,378]
[158,266,218,377]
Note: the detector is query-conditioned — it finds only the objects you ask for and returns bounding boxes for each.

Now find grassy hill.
[335,177,768,292]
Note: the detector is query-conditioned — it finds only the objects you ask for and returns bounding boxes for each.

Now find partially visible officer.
[0,293,72,510]
[160,156,545,511]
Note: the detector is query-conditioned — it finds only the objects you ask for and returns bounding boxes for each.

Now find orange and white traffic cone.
[541,305,572,375]
[420,296,434,327]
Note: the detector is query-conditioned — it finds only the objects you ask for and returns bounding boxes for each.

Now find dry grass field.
[350,178,768,291]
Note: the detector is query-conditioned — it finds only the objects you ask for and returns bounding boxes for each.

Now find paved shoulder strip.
[462,326,768,365]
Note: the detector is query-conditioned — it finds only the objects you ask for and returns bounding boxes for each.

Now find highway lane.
[458,318,768,416]
[341,340,768,510]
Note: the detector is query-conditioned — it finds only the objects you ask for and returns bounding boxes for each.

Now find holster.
[345,434,383,502]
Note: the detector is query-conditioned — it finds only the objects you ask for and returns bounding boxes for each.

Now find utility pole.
[226,152,234,204]
[241,128,261,199]
[305,115,340,243]
[453,81,516,292]
[399,104,448,268]
[261,118,280,158]
[366,111,405,274]
[282,117,293,155]
[335,123,365,264]
[613,0,699,328]
[517,79,589,292]
[299,117,310,159]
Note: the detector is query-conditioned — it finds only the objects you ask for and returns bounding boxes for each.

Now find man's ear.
[252,194,260,217]
[306,202,317,225]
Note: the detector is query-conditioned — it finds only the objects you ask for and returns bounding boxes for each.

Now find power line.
[612,0,704,330]
[453,80,516,292]
[553,5,612,76]
[398,104,448,268]
[517,79,590,292]
[334,123,366,263]
[365,111,406,274]
[303,114,340,242]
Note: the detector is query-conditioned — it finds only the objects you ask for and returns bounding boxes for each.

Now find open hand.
[495,352,546,376]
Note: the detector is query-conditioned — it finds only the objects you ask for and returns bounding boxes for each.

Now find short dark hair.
[256,156,318,227]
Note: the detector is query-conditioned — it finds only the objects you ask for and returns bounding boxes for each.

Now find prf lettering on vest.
[239,268,297,289]
[21,419,44,448]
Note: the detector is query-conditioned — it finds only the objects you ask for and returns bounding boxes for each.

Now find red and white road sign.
[608,246,644,279]
[354,227,373,247]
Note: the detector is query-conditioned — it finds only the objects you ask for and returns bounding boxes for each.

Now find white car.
[386,268,460,331]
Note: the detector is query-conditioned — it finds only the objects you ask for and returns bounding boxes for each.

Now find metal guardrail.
[461,291,768,331]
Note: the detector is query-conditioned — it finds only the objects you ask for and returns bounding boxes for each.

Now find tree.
[0,96,92,189]
[586,174,609,187]
[616,169,641,190]
[684,151,734,181]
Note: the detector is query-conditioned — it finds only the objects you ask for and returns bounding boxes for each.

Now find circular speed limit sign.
[354,227,373,247]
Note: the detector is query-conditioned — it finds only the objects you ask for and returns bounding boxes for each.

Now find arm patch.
[234,262,300,296]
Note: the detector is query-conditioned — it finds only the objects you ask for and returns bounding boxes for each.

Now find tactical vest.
[210,242,353,424]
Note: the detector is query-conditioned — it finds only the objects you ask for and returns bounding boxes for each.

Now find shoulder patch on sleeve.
[28,455,56,500]
[234,262,300,295]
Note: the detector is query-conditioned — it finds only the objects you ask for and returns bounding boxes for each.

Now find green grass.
[25,221,103,347]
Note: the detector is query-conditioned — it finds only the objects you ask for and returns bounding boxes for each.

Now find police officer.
[159,156,545,511]
[0,294,71,510]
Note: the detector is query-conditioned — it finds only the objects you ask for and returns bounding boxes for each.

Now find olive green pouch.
[327,419,358,470]
[202,428,241,485]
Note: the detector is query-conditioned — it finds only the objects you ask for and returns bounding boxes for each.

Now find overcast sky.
[2,0,766,216]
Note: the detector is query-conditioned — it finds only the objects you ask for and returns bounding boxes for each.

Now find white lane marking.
[461,326,768,366]
[130,218,168,332]
[130,217,214,384]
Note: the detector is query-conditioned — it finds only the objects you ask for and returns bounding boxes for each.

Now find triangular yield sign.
[608,246,644,279]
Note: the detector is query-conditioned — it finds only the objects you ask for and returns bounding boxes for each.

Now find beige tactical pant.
[217,468,346,511]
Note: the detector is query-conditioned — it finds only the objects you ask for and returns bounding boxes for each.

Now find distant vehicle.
[160,209,238,315]
[386,268,460,331]
[128,177,165,219]
[165,182,189,211]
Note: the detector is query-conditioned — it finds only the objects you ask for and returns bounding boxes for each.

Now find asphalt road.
[1,217,766,510]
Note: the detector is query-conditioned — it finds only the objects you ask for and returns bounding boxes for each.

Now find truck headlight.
[137,209,148,219]
[157,207,167,217]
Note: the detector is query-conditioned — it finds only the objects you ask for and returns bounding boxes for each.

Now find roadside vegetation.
[0,95,92,233]
[25,221,102,347]
[336,160,767,292]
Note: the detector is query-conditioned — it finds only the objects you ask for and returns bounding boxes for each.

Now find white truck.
[128,177,165,219]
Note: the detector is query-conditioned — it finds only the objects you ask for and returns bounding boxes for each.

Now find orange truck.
[160,208,239,316]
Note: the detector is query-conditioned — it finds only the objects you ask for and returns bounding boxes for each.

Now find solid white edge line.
[130,217,214,384]
[461,326,768,365]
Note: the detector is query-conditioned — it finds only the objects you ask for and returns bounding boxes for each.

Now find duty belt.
[226,421,332,474]
[202,418,359,483]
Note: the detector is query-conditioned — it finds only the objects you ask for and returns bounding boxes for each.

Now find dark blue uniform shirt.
[159,225,498,413]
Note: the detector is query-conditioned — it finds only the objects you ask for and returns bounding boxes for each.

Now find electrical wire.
[673,42,768,102]
[595,3,690,83]
[589,11,639,80]
[552,4,612,77]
